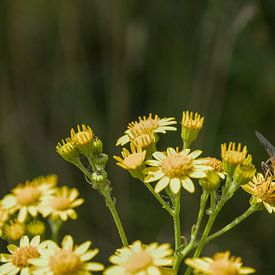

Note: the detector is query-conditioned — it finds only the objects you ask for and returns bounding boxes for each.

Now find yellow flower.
[221,143,248,176]
[105,240,174,275]
[40,186,84,221]
[0,207,9,237]
[242,173,275,214]
[1,175,56,222]
[114,144,146,171]
[27,220,46,237]
[116,114,177,147]
[71,124,94,155]
[56,138,79,163]
[31,235,104,274]
[185,251,255,275]
[144,148,211,194]
[181,111,204,148]
[0,235,43,275]
[2,219,26,241]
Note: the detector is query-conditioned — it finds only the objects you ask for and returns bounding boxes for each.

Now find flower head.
[185,251,255,275]
[105,240,173,275]
[27,220,46,237]
[0,235,43,275]
[144,148,211,194]
[221,143,248,176]
[181,111,204,148]
[233,155,256,186]
[56,138,79,163]
[31,235,104,274]
[40,186,84,221]
[2,219,26,241]
[116,114,177,147]
[71,124,94,155]
[1,175,56,222]
[114,144,146,178]
[242,173,275,213]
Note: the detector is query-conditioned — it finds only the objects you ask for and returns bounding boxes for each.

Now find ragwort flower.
[0,235,42,275]
[105,240,173,275]
[2,219,26,241]
[40,186,84,221]
[144,148,210,194]
[185,251,255,275]
[1,175,56,222]
[242,173,275,214]
[116,114,177,147]
[31,235,104,274]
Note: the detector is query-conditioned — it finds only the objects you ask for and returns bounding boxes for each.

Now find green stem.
[49,218,63,242]
[206,206,258,244]
[101,186,129,246]
[175,191,209,269]
[144,182,174,216]
[172,191,182,271]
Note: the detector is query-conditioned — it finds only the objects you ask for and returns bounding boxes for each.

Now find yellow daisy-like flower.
[1,175,56,222]
[181,111,204,147]
[56,138,79,163]
[116,114,177,147]
[0,235,43,275]
[2,219,26,241]
[105,240,174,275]
[221,143,248,177]
[31,235,104,275]
[144,148,211,194]
[40,186,84,221]
[114,144,146,171]
[71,124,94,155]
[242,173,275,214]
[185,251,255,275]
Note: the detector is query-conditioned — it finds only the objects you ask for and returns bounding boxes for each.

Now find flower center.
[206,157,223,172]
[209,259,240,275]
[5,221,25,241]
[75,131,93,145]
[51,197,71,211]
[11,246,39,267]
[124,251,153,273]
[256,181,275,206]
[124,153,144,170]
[49,249,81,275]
[15,186,41,206]
[161,154,193,178]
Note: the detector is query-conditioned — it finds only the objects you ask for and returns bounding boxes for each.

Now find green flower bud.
[199,170,221,192]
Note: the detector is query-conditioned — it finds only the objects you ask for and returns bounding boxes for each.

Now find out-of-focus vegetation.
[0,0,274,273]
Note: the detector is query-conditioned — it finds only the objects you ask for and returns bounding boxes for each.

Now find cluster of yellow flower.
[0,175,84,243]
[0,111,274,274]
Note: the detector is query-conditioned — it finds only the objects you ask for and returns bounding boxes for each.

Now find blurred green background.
[0,0,275,273]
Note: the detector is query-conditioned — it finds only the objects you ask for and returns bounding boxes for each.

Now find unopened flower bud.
[199,170,221,192]
[93,137,103,155]
[91,170,108,185]
[56,138,79,163]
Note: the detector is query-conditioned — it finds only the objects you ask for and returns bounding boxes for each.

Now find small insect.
[255,130,275,178]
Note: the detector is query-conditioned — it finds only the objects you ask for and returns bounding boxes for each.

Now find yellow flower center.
[11,246,39,267]
[255,180,275,206]
[209,258,240,275]
[49,249,81,275]
[74,131,93,145]
[161,154,193,178]
[206,157,223,172]
[129,114,160,134]
[5,221,25,241]
[15,186,41,206]
[27,220,46,236]
[51,197,71,211]
[124,251,153,273]
[124,153,145,170]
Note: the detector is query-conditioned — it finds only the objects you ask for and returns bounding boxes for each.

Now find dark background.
[0,0,274,273]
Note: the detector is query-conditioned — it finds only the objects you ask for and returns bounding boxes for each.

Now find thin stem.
[144,182,174,216]
[101,187,128,246]
[176,191,209,268]
[206,206,257,244]
[172,191,182,271]
[49,218,63,242]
